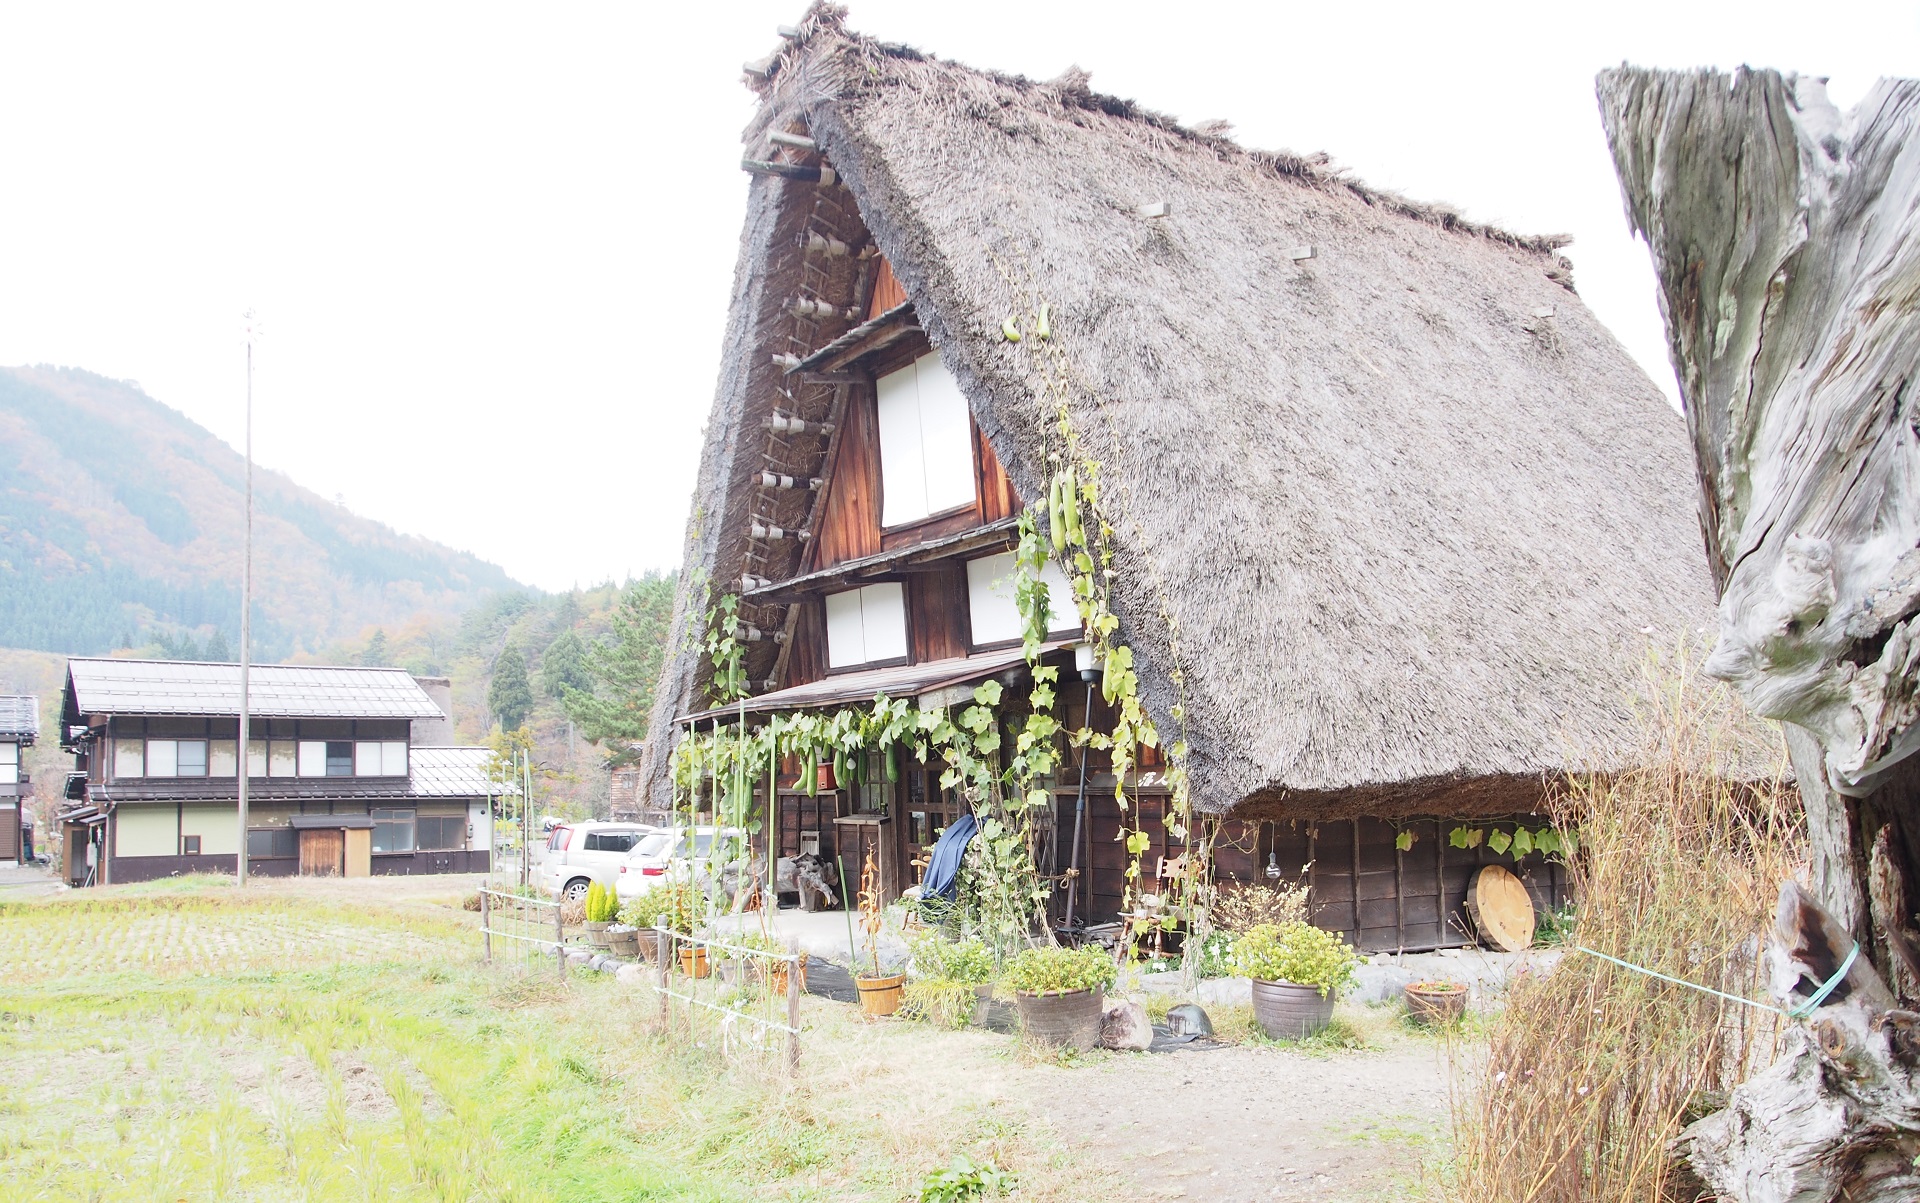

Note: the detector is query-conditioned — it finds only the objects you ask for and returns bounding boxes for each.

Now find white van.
[538,821,655,901]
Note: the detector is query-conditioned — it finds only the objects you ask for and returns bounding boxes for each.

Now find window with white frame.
[824,583,909,669]
[875,352,976,527]
[964,552,1079,647]
[0,743,15,786]
[354,740,408,777]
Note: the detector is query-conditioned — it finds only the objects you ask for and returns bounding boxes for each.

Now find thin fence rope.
[1572,943,1856,1019]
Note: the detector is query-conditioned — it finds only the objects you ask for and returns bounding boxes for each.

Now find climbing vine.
[998,277,1212,983]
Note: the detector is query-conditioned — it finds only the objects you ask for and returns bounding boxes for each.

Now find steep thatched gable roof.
[643,6,1715,818]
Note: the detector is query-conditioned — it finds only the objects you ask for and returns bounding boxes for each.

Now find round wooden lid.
[1466,864,1535,952]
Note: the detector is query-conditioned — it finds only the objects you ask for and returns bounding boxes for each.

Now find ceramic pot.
[1405,982,1468,1026]
[1015,986,1104,1050]
[679,946,711,979]
[1250,978,1334,1040]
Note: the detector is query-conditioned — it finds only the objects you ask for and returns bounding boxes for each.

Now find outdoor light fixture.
[1074,642,1099,683]
[1266,852,1283,881]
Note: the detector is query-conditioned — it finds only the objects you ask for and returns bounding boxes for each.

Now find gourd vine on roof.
[998,273,1211,984]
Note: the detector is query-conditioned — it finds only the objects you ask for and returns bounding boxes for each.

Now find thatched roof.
[642,5,1715,819]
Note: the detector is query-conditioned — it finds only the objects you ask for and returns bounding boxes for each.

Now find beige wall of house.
[115,806,177,857]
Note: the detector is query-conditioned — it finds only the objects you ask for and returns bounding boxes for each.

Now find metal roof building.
[61,658,447,724]
[0,695,38,740]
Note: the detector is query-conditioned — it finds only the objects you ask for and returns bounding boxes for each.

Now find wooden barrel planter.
[679,946,711,979]
[1250,979,1334,1040]
[857,972,906,1017]
[584,920,612,949]
[1015,987,1104,1050]
[606,926,640,959]
[1405,981,1469,1027]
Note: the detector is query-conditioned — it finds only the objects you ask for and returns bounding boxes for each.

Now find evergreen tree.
[488,643,534,731]
[363,628,390,666]
[563,573,675,766]
[538,628,591,698]
[203,629,231,661]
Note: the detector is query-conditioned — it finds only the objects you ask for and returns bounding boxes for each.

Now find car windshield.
[693,833,716,855]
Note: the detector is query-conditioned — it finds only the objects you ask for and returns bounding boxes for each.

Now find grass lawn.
[0,880,1094,1201]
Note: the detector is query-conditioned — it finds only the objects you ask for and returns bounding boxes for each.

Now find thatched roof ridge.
[747,3,1575,262]
[641,8,1716,818]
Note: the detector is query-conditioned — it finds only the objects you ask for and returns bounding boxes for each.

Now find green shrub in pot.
[1228,921,1357,997]
[1002,944,1117,996]
[618,881,698,936]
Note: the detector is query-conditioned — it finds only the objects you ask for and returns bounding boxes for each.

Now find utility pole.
[237,310,256,886]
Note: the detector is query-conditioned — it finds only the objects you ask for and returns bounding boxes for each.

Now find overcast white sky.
[2,3,1915,592]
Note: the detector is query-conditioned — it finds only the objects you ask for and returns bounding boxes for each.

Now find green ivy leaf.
[1448,827,1470,849]
[1511,828,1533,857]
[1488,829,1513,855]
[1395,830,1414,852]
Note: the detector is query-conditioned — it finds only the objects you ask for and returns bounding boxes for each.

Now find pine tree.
[562,573,675,766]
[203,629,231,661]
[488,643,534,731]
[363,628,390,666]
[537,628,589,698]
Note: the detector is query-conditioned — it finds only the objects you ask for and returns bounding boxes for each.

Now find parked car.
[614,826,747,904]
[539,821,656,901]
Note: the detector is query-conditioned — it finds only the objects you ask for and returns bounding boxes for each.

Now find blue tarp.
[920,813,978,901]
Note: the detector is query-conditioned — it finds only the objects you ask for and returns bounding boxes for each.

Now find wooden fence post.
[555,898,565,983]
[786,936,801,1073]
[656,922,671,1028]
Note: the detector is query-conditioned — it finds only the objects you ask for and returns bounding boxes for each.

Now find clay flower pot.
[1250,979,1334,1040]
[679,946,711,979]
[857,972,906,1017]
[1405,980,1469,1027]
[769,953,809,997]
[1015,986,1104,1050]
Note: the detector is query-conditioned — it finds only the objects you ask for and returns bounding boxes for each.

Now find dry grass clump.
[1213,878,1311,933]
[1446,650,1799,1202]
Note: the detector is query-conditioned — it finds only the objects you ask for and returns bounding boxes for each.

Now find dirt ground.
[1044,1039,1448,1201]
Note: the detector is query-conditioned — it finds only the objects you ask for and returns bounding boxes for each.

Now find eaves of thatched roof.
[642,5,1716,819]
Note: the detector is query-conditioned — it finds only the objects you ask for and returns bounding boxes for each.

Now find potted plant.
[853,851,905,1016]
[583,882,615,947]
[1004,944,1118,1050]
[1405,979,1469,1026]
[1229,921,1357,1040]
[620,881,697,965]
[903,934,997,1029]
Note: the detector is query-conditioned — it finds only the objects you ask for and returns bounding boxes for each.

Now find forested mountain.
[0,365,521,657]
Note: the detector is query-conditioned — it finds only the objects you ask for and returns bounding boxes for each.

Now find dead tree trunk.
[1598,67,1920,1200]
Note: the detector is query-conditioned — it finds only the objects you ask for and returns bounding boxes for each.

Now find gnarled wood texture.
[1599,66,1920,1201]
[1598,68,1920,793]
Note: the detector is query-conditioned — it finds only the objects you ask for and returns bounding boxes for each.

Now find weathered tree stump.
[1598,66,1920,1201]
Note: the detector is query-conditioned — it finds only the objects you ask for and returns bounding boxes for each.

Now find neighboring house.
[640,12,1715,950]
[1,695,37,866]
[56,659,504,885]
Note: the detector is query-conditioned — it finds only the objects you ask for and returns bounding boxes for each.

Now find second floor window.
[824,582,909,669]
[875,352,976,527]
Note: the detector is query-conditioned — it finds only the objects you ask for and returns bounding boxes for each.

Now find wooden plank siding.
[976,429,1021,523]
[907,563,970,663]
[807,385,882,572]
[866,256,908,320]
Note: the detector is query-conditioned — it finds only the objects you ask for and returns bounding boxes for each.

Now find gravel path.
[1038,1038,1450,1201]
